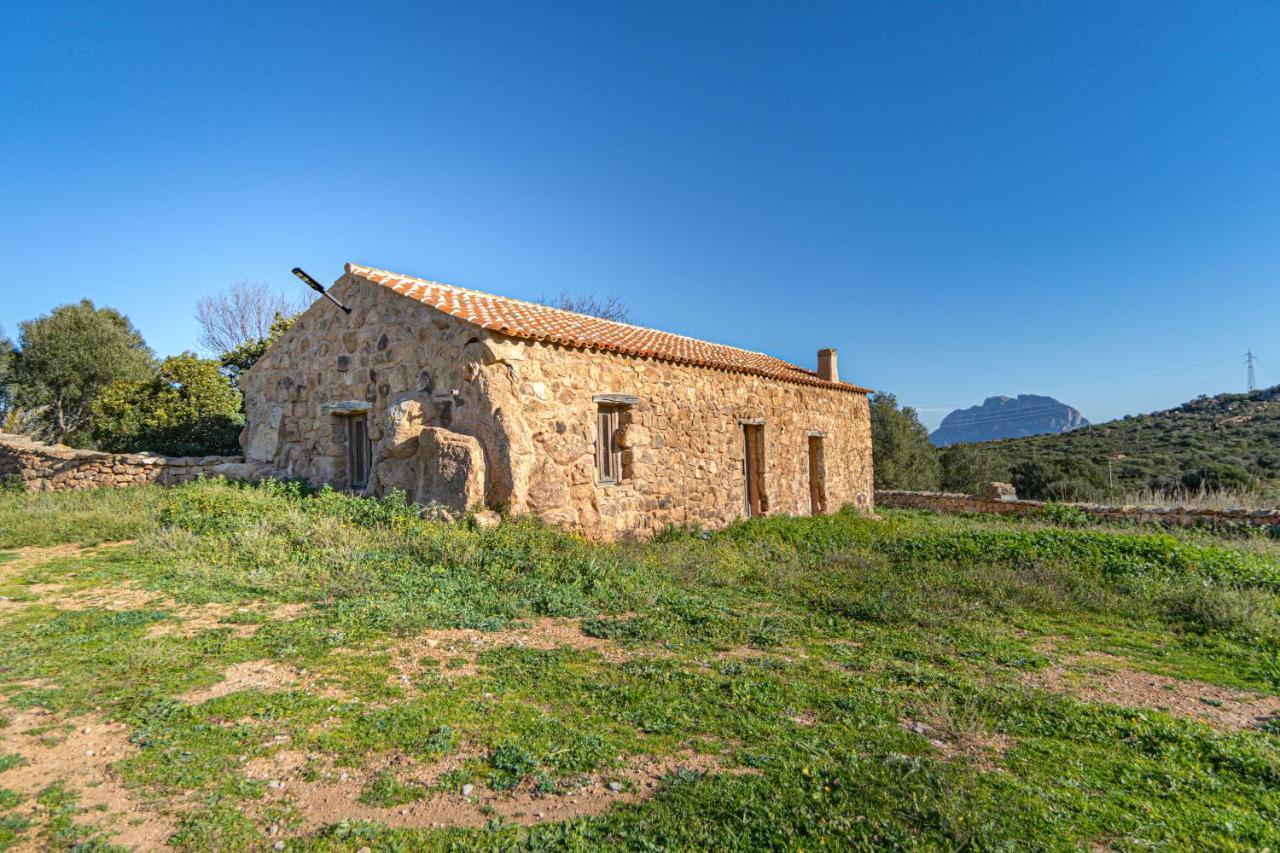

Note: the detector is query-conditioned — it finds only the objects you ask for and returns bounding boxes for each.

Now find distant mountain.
[930,394,1089,447]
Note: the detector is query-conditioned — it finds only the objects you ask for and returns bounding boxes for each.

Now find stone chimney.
[817,348,838,383]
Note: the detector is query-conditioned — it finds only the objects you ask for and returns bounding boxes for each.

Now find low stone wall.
[0,432,257,492]
[875,489,1280,532]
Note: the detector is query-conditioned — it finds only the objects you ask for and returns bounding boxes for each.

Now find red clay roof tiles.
[346,263,868,394]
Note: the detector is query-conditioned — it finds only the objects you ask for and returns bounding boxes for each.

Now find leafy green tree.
[9,301,155,444]
[869,392,939,490]
[1010,459,1054,500]
[91,353,243,456]
[939,443,1009,494]
[0,327,14,419]
[219,313,296,385]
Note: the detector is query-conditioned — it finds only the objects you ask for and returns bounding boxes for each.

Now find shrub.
[1043,479,1103,502]
[1157,584,1280,640]
[1032,502,1092,527]
[91,353,243,456]
[1181,464,1258,493]
[939,444,1009,494]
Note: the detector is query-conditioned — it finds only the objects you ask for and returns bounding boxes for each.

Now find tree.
[9,301,155,444]
[219,313,296,385]
[1010,459,1054,500]
[939,443,1009,494]
[91,353,244,456]
[195,281,306,355]
[0,326,14,419]
[869,392,939,490]
[538,292,631,323]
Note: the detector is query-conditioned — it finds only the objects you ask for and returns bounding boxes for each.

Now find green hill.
[976,385,1280,500]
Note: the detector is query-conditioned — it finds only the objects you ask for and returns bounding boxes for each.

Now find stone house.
[241,263,874,539]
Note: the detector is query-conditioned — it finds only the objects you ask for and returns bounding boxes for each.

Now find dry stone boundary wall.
[876,488,1280,533]
[0,432,256,492]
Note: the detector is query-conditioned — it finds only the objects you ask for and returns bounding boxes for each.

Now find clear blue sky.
[3,1,1277,429]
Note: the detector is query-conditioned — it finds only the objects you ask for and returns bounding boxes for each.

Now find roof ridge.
[346,262,811,373]
[343,262,868,394]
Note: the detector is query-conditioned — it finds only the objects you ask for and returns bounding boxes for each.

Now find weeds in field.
[0,480,1276,849]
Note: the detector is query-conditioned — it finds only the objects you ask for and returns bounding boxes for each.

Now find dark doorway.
[742,424,766,518]
[808,435,827,515]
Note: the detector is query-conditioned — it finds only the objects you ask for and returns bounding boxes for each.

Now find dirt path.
[0,706,177,850]
[250,748,731,836]
[0,541,133,579]
[1026,653,1280,731]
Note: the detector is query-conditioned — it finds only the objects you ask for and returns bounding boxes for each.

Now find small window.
[346,416,372,490]
[596,406,622,484]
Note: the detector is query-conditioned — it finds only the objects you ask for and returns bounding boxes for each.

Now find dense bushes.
[4,299,253,456]
[91,353,243,456]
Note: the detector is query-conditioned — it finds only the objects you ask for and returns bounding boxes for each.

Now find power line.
[1246,350,1257,392]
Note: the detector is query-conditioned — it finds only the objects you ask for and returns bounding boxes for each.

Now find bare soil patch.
[146,602,310,639]
[384,618,630,684]
[180,660,303,703]
[180,658,348,705]
[262,748,731,836]
[0,542,131,577]
[0,706,176,849]
[1026,654,1280,731]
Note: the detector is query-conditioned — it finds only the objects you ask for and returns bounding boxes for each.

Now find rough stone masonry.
[239,263,875,539]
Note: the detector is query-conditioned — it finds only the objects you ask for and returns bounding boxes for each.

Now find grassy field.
[0,481,1277,850]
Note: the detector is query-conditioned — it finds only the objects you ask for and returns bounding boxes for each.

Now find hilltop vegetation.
[982,386,1280,501]
[0,481,1277,849]
[872,388,1280,503]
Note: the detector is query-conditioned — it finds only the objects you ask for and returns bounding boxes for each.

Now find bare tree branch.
[194,281,308,355]
[537,292,631,324]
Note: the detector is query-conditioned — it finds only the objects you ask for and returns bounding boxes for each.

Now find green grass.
[0,487,161,547]
[0,480,1277,850]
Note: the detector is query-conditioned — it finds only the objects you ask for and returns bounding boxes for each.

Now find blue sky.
[3,1,1277,429]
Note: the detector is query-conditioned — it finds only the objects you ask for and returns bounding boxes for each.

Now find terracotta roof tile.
[346,263,868,394]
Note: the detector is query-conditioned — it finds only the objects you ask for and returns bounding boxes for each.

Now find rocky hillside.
[982,386,1280,496]
[930,394,1088,447]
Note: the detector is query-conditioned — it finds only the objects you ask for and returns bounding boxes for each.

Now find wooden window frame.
[596,405,624,485]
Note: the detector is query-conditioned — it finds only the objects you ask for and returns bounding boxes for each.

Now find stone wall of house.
[875,489,1280,532]
[0,432,251,492]
[241,272,875,539]
[491,336,873,537]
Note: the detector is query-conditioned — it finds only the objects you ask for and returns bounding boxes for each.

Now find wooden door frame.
[807,433,827,515]
[741,422,766,518]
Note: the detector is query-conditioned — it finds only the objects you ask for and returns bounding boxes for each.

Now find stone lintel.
[593,393,638,406]
[323,400,373,415]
